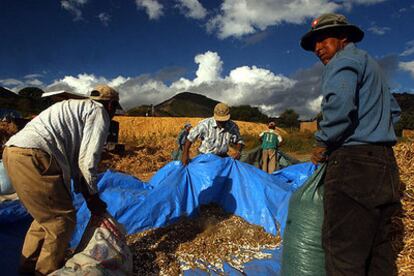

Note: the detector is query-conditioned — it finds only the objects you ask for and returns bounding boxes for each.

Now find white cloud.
[176,0,207,19]
[4,52,400,119]
[0,79,24,87]
[43,51,304,116]
[0,77,43,91]
[368,25,391,35]
[135,0,163,20]
[400,40,414,57]
[98,12,111,26]
[207,0,341,39]
[307,95,323,113]
[47,73,109,95]
[61,0,88,21]
[400,61,414,78]
[26,79,44,86]
[206,0,391,39]
[24,73,43,79]
[348,0,386,4]
[194,51,223,84]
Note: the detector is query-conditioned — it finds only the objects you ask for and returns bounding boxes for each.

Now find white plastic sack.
[0,160,14,195]
[50,214,132,276]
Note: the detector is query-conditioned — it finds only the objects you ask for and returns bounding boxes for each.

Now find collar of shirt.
[212,119,229,132]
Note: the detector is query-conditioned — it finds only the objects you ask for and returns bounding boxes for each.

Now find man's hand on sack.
[311,146,328,165]
[79,177,107,216]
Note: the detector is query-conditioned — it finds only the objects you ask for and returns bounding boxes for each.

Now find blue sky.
[1,0,414,118]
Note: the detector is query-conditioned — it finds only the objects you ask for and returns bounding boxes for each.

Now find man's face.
[216,120,227,129]
[313,33,347,65]
[107,100,118,119]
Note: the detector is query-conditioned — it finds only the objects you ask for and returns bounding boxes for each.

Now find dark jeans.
[323,144,401,276]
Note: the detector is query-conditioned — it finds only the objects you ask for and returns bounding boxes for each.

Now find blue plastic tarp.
[0,154,316,275]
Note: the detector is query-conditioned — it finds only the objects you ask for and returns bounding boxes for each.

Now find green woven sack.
[281,163,327,276]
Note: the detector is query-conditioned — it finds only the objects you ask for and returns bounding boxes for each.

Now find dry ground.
[102,116,413,275]
[1,116,413,274]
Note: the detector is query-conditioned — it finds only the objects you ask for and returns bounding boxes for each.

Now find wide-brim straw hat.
[301,13,364,51]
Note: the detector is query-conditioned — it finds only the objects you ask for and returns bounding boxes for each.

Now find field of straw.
[100,116,286,180]
[103,116,413,275]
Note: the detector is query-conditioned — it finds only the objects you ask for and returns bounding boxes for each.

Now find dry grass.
[114,115,286,145]
[104,116,286,180]
[127,204,281,275]
[394,142,414,275]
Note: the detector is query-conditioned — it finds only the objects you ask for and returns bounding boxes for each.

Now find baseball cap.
[214,103,230,121]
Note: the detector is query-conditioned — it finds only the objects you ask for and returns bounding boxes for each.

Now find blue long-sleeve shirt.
[316,43,401,148]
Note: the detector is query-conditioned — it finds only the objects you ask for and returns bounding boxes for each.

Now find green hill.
[127,92,269,122]
[394,93,414,131]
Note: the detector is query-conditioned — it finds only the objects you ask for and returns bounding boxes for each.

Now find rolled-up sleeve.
[78,107,110,194]
[231,125,244,144]
[315,58,359,147]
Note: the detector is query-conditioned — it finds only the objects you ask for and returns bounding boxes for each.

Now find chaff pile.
[127,204,281,275]
[394,142,414,275]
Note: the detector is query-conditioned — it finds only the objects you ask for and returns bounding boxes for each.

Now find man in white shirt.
[2,84,120,275]
[181,103,244,165]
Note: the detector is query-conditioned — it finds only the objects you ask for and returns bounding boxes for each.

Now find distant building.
[42,90,124,115]
[41,90,87,102]
[300,120,318,133]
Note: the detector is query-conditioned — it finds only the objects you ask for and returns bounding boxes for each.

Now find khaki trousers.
[262,149,277,174]
[3,147,76,275]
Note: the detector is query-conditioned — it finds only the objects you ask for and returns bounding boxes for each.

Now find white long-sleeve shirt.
[6,99,110,194]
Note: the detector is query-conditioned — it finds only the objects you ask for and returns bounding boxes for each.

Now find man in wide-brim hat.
[300,13,401,275]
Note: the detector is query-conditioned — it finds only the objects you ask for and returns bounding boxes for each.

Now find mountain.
[128,92,219,117]
[0,87,24,111]
[393,92,414,132]
[155,92,220,117]
[394,93,414,114]
[127,92,269,122]
[0,87,20,99]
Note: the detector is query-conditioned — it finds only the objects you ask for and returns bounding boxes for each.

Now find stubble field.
[99,116,414,275]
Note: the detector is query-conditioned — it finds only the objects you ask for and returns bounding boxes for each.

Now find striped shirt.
[6,99,110,194]
[187,117,244,155]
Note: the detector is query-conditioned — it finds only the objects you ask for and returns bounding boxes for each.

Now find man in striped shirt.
[2,85,120,275]
[181,103,244,165]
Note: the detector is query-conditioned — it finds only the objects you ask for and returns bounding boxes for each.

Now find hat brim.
[214,114,230,121]
[300,24,364,51]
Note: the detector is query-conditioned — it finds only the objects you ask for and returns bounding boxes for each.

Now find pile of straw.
[394,142,414,275]
[127,204,281,275]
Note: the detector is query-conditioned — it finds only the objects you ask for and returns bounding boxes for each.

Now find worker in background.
[301,13,401,275]
[2,84,121,275]
[172,123,192,160]
[259,121,283,173]
[181,103,244,165]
